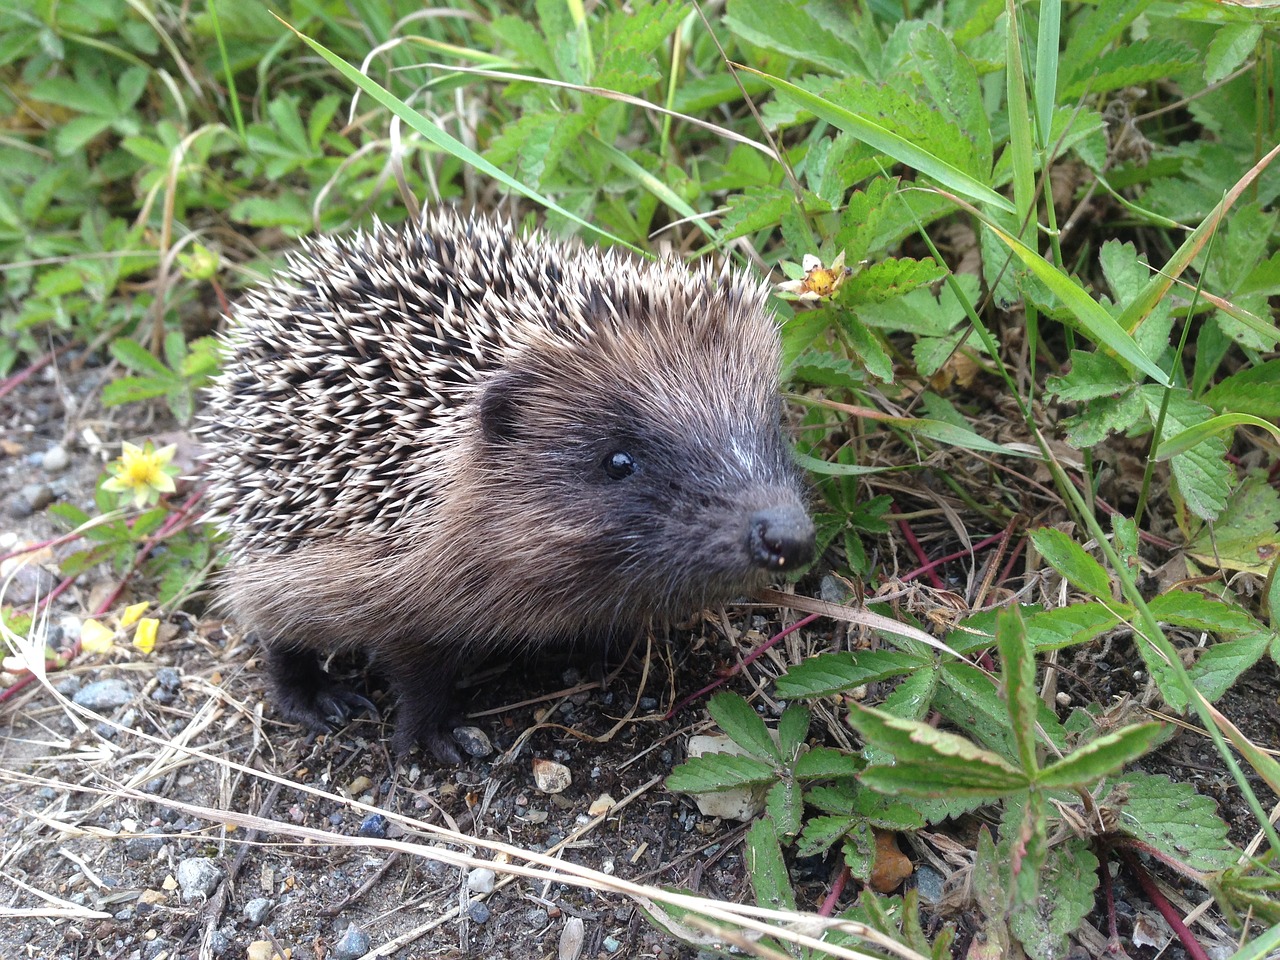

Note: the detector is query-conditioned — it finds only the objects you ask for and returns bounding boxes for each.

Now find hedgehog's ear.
[478,368,532,444]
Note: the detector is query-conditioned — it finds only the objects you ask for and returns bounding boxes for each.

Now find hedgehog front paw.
[276,684,379,733]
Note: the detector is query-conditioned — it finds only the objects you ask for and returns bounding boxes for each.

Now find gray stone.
[41,445,69,473]
[467,867,496,894]
[155,667,181,691]
[243,897,272,925]
[467,901,490,923]
[21,483,54,510]
[453,725,492,758]
[125,828,165,860]
[913,864,944,904]
[357,814,388,839]
[175,857,222,900]
[333,923,370,960]
[73,679,134,711]
[7,495,32,519]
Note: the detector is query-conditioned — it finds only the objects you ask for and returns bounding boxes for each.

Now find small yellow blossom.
[132,618,159,654]
[121,601,151,627]
[81,619,117,654]
[102,441,178,509]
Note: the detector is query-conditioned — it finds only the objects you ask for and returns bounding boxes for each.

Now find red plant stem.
[997,533,1028,588]
[1095,842,1125,954]
[818,863,849,917]
[1118,847,1210,960]
[901,530,1007,585]
[0,528,96,567]
[92,489,204,614]
[0,344,72,400]
[892,504,946,589]
[664,611,823,719]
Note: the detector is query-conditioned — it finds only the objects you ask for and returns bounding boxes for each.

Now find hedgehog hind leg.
[264,643,379,733]
[383,658,463,764]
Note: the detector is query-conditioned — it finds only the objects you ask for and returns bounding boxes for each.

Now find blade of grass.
[1157,414,1280,460]
[738,65,1016,214]
[274,15,643,253]
[934,190,1171,385]
[1034,0,1062,150]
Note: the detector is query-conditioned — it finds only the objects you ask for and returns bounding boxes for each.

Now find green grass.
[2,0,1278,954]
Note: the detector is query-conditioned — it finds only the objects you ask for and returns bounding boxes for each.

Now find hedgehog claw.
[316,690,380,728]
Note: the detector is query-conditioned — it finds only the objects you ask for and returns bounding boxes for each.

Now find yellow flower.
[81,619,117,654]
[121,601,151,627]
[103,441,178,509]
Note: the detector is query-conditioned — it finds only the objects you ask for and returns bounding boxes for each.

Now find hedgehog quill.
[202,208,815,763]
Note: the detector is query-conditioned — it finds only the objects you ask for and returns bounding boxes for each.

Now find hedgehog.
[201,207,815,763]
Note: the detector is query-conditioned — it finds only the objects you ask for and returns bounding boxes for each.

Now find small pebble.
[7,495,32,519]
[125,829,165,860]
[243,897,272,925]
[333,923,370,960]
[73,679,134,711]
[357,814,388,839]
[913,864,944,904]
[467,901,490,923]
[452,725,493,758]
[209,930,231,956]
[176,858,222,900]
[21,483,55,510]
[532,759,572,794]
[156,667,181,691]
[467,867,496,894]
[41,445,70,473]
[602,935,620,952]
[637,696,657,712]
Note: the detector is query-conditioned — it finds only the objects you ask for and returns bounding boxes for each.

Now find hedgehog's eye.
[602,451,636,480]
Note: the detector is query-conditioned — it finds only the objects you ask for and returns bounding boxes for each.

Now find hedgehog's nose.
[747,505,815,570]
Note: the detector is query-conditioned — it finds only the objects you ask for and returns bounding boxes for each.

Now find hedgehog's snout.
[746,504,815,571]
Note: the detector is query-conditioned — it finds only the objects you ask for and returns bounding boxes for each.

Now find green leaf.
[1023,603,1126,651]
[841,313,894,382]
[794,746,863,780]
[720,186,793,241]
[1202,360,1280,418]
[765,778,802,838]
[1045,349,1131,403]
[909,24,992,169]
[850,704,1029,796]
[1188,632,1272,703]
[1119,772,1238,873]
[724,0,866,74]
[796,814,857,857]
[109,338,171,378]
[777,650,928,698]
[776,704,810,758]
[1186,473,1280,576]
[840,257,947,305]
[1205,23,1262,85]
[1009,838,1099,960]
[1145,389,1232,521]
[707,692,779,763]
[745,817,796,911]
[1029,527,1113,598]
[101,376,171,408]
[741,67,1015,213]
[1147,592,1261,636]
[1061,38,1198,99]
[1035,723,1164,789]
[996,607,1040,775]
[665,752,776,793]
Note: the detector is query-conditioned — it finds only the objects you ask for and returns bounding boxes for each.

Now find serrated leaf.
[745,817,796,911]
[850,704,1028,796]
[1188,632,1272,703]
[720,186,792,241]
[1206,23,1263,85]
[840,257,947,305]
[1186,473,1280,576]
[100,376,171,408]
[765,779,802,838]
[777,650,928,699]
[1024,603,1126,650]
[109,337,172,376]
[724,0,866,74]
[909,24,992,171]
[841,313,894,382]
[1202,359,1280,419]
[1119,772,1238,873]
[776,704,810,758]
[1144,388,1232,521]
[841,822,877,882]
[1029,527,1113,598]
[796,814,857,857]
[1061,38,1199,99]
[1009,838,1099,960]
[787,348,868,391]
[1059,390,1145,448]
[665,752,776,793]
[794,746,863,780]
[1147,592,1261,636]
[1035,723,1164,788]
[707,692,779,762]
